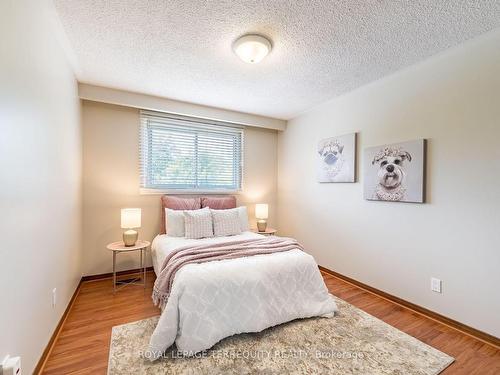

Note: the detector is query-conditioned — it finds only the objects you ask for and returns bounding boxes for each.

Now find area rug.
[108,296,454,374]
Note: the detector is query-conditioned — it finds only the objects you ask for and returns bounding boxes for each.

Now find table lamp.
[255,203,268,232]
[121,208,141,246]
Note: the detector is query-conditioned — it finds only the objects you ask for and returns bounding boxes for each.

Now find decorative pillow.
[165,209,185,237]
[201,196,236,210]
[184,208,214,239]
[160,196,201,234]
[211,209,242,237]
[209,207,249,233]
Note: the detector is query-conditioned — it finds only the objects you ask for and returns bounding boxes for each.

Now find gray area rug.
[108,296,454,374]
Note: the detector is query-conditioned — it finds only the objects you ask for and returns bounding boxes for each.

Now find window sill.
[139,188,242,195]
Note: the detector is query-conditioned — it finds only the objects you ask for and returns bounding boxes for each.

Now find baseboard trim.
[81,266,154,282]
[319,265,500,349]
[34,279,82,375]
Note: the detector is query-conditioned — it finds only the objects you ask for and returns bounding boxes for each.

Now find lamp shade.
[121,208,141,229]
[255,204,268,220]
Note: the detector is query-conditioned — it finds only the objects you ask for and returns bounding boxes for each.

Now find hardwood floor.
[41,274,158,374]
[41,271,500,374]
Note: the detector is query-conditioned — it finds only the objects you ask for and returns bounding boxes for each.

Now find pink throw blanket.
[152,237,303,309]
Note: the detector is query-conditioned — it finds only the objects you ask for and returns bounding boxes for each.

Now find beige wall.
[277,29,500,337]
[79,83,287,131]
[0,0,82,372]
[82,101,278,276]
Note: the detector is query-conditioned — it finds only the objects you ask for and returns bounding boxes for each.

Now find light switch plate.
[431,277,442,293]
[52,288,57,308]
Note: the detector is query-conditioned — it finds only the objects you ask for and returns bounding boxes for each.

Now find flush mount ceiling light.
[233,34,272,64]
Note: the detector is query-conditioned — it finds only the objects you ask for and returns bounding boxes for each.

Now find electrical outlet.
[52,288,57,308]
[431,277,442,293]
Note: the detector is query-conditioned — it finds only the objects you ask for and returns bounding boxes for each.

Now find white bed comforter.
[148,232,337,358]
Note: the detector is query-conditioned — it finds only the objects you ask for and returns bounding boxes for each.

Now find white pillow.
[211,209,242,237]
[237,206,250,232]
[165,208,185,237]
[184,207,214,239]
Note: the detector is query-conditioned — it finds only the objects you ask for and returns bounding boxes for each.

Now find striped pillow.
[211,209,242,237]
[184,208,214,239]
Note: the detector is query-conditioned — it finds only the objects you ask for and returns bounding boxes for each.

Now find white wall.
[277,29,500,337]
[82,100,278,276]
[0,0,82,372]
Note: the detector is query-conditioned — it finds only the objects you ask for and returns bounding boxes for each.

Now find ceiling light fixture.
[233,34,272,64]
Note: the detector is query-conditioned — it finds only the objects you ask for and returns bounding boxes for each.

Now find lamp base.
[123,229,138,246]
[257,220,267,232]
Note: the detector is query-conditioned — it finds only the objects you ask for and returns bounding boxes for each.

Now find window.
[140,110,244,193]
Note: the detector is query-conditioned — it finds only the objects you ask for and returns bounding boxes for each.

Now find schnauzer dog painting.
[364,139,425,203]
[317,133,356,183]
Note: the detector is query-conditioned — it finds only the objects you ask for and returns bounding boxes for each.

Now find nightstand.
[106,240,150,293]
[251,228,277,236]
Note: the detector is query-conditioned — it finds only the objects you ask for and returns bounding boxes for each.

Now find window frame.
[139,110,244,195]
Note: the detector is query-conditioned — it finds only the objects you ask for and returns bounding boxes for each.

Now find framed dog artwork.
[317,133,356,183]
[364,139,426,203]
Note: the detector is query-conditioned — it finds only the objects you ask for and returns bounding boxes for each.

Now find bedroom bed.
[147,196,337,359]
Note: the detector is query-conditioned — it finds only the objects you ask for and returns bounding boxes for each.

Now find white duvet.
[148,232,337,359]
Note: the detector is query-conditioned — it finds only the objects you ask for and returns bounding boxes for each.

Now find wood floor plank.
[40,271,500,374]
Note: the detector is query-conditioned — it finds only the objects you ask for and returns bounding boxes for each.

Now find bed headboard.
[160,195,237,234]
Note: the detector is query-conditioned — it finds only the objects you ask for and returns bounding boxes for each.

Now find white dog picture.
[364,139,425,203]
[317,133,356,183]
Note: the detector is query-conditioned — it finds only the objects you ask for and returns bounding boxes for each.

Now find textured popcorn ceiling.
[54,1,500,119]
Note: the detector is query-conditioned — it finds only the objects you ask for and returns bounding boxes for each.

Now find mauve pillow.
[201,196,236,210]
[160,196,201,234]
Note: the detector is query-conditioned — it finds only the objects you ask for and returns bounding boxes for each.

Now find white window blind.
[140,110,244,192]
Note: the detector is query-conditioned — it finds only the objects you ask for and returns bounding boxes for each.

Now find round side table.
[106,240,150,293]
[251,228,277,236]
